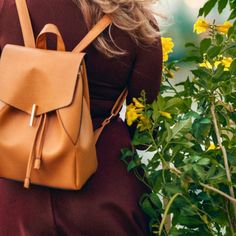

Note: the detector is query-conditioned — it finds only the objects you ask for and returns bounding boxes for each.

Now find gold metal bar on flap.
[29,104,37,127]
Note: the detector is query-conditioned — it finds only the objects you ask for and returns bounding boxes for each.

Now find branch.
[200,182,236,204]
[210,102,236,217]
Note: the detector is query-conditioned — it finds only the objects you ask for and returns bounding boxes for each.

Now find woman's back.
[0,0,162,235]
[0,0,162,122]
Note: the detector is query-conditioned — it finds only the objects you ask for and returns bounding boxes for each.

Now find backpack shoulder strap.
[15,0,35,48]
[94,88,128,143]
[73,15,112,53]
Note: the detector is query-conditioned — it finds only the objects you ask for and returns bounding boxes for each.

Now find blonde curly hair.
[72,0,160,57]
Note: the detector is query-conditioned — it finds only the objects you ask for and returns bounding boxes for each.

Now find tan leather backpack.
[0,0,127,190]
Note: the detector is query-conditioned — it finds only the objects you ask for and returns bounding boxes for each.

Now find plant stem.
[134,169,152,190]
[163,189,171,233]
[159,193,181,236]
[225,200,235,236]
[166,79,179,95]
[200,182,236,204]
[147,129,171,232]
[210,102,236,219]
[169,164,236,205]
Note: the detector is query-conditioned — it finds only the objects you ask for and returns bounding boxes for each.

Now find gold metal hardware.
[29,104,37,127]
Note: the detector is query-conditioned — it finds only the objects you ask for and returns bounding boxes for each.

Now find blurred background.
[157,0,230,60]
[121,0,230,118]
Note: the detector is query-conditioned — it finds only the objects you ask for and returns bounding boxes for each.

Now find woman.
[0,0,162,235]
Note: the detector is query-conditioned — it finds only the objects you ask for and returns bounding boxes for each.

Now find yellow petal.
[207,143,220,151]
[216,21,233,34]
[163,52,169,62]
[214,57,233,71]
[137,115,152,131]
[160,111,172,119]
[221,57,233,69]
[193,18,210,34]
[125,103,139,126]
[161,37,174,54]
[214,60,222,67]
[133,98,144,108]
[126,109,138,126]
[199,60,213,69]
[161,37,174,62]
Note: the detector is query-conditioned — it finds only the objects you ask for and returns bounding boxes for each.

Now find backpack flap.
[0,44,85,116]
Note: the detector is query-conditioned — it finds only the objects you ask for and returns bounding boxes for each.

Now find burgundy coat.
[0,0,163,235]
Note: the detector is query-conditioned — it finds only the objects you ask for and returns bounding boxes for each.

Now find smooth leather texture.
[0,45,84,116]
[73,15,112,53]
[15,0,35,48]
[0,0,127,190]
[36,24,66,51]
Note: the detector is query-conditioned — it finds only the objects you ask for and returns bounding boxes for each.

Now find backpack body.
[0,0,127,190]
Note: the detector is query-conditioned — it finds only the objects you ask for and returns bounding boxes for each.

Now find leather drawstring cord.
[24,113,48,188]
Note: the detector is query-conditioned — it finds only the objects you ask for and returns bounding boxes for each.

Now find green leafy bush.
[121,1,236,235]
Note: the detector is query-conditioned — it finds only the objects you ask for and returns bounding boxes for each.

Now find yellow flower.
[221,57,233,71]
[137,115,152,131]
[207,143,220,151]
[160,111,172,119]
[214,60,222,68]
[161,37,174,62]
[133,98,144,109]
[199,57,233,71]
[199,60,213,69]
[213,56,233,71]
[193,18,210,34]
[125,104,139,126]
[216,21,233,34]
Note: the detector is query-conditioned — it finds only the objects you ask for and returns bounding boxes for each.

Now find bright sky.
[157,0,207,18]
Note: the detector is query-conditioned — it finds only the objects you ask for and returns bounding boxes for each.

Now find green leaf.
[213,64,225,80]
[200,38,211,55]
[215,34,224,45]
[206,165,217,179]
[139,194,157,218]
[192,69,211,80]
[218,0,228,13]
[166,118,192,142]
[230,58,236,75]
[127,160,137,172]
[203,0,218,17]
[150,193,162,209]
[120,148,133,161]
[132,130,151,146]
[229,0,236,9]
[148,170,163,192]
[220,81,233,95]
[208,169,226,184]
[164,183,182,195]
[207,46,222,59]
[230,111,236,123]
[164,121,172,144]
[193,164,207,181]
[170,140,195,149]
[185,42,196,48]
[198,6,205,16]
[165,98,183,112]
[192,117,212,141]
[228,8,236,20]
[197,158,210,166]
[173,215,204,227]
